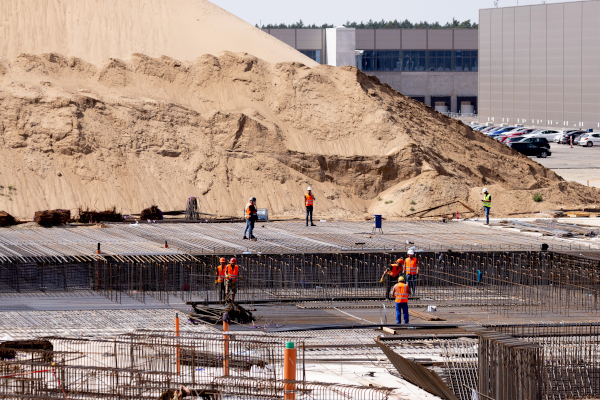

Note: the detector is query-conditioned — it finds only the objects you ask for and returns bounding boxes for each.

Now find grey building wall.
[479,1,600,129]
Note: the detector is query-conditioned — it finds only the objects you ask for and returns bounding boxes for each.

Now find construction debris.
[185,197,200,221]
[187,301,255,325]
[405,200,480,219]
[408,309,446,321]
[77,206,123,223]
[499,219,600,238]
[140,205,163,220]
[33,209,70,226]
[0,211,18,227]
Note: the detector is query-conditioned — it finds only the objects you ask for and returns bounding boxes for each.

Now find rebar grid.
[0,332,394,400]
[440,339,479,400]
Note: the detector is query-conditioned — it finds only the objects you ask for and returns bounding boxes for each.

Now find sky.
[210,0,587,27]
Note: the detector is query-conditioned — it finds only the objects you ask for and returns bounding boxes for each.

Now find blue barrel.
[373,215,382,229]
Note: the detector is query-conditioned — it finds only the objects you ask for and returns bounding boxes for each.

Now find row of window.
[356,50,478,72]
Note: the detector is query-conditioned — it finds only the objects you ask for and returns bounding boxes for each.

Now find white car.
[578,133,600,147]
[521,129,561,140]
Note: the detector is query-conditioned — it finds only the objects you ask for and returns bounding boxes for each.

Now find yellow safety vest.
[483,193,491,208]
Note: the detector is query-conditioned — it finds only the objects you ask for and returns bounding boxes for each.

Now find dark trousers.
[306,206,313,225]
[386,275,398,300]
[217,281,225,302]
[244,219,255,237]
[396,302,409,324]
[406,274,417,295]
[484,206,490,224]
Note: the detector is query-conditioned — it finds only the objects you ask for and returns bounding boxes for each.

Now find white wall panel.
[502,7,515,123]
[529,5,546,125]
[563,2,582,128]
[546,3,563,126]
[479,9,492,122]
[490,8,504,122]
[582,1,600,128]
[514,6,530,123]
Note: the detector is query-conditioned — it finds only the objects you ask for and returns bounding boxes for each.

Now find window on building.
[401,51,426,71]
[428,50,452,71]
[300,50,321,64]
[455,50,478,71]
[357,51,400,72]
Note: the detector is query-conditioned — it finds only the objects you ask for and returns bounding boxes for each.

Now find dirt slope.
[0,0,315,66]
[0,52,598,220]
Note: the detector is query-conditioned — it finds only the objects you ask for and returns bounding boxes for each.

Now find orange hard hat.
[230,257,236,264]
[220,258,226,263]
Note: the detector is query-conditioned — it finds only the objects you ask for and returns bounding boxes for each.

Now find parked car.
[499,128,537,142]
[488,127,518,137]
[555,130,587,144]
[510,137,551,148]
[578,133,600,147]
[480,126,498,133]
[505,136,527,145]
[521,129,561,140]
[510,142,552,158]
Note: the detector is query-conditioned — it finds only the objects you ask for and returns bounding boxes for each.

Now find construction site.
[2,0,600,399]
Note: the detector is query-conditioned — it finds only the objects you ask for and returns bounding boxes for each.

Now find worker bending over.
[482,188,491,225]
[305,187,316,226]
[403,249,419,295]
[215,257,227,303]
[243,197,258,240]
[392,276,412,324]
[225,257,239,303]
[381,257,403,300]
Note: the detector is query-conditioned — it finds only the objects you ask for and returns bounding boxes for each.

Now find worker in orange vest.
[381,257,403,300]
[392,276,411,324]
[225,257,239,303]
[305,187,316,226]
[403,249,419,295]
[243,197,258,241]
[215,257,227,303]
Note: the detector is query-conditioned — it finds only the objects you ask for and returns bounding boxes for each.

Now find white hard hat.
[307,186,312,191]
[407,249,415,255]
[482,188,488,193]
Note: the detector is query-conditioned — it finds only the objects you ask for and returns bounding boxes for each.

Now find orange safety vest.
[227,264,239,282]
[405,257,418,275]
[217,265,226,283]
[388,260,402,277]
[245,203,256,220]
[393,282,409,303]
[305,194,314,207]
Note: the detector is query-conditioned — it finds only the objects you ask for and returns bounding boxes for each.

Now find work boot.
[250,236,257,241]
[243,235,248,240]
[311,223,316,226]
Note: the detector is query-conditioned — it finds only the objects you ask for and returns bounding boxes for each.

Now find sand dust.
[0,50,599,220]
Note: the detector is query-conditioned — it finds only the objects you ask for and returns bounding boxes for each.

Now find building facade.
[263,28,479,113]
[479,1,600,130]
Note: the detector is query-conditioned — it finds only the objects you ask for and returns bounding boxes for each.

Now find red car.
[499,128,537,142]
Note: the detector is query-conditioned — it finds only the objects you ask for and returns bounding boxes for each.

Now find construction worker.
[391,276,411,324]
[243,197,258,240]
[381,257,403,300]
[305,187,316,226]
[482,188,491,225]
[215,257,227,303]
[403,249,419,295]
[225,257,239,303]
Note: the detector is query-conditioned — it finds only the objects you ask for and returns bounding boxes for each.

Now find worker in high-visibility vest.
[391,276,411,324]
[305,187,316,227]
[243,197,258,240]
[380,258,403,300]
[482,188,491,225]
[403,249,419,295]
[225,257,239,303]
[215,257,227,303]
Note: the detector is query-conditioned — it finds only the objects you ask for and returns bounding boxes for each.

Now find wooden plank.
[408,310,446,321]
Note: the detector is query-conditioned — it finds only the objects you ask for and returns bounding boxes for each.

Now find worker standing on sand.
[404,249,419,295]
[243,197,258,240]
[225,257,239,303]
[482,188,492,225]
[305,187,316,226]
[381,257,403,300]
[215,258,227,303]
[392,276,411,324]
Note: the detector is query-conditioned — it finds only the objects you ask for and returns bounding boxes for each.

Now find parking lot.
[528,143,600,188]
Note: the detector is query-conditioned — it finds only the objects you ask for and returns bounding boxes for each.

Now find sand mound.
[0,51,598,220]
[0,0,315,66]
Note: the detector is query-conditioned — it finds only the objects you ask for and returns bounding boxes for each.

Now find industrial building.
[479,1,600,130]
[264,27,479,113]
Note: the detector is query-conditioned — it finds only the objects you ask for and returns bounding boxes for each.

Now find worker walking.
[391,276,412,324]
[305,187,316,226]
[215,257,227,303]
[381,257,403,300]
[482,188,491,225]
[243,197,258,240]
[404,249,419,296]
[225,257,239,303]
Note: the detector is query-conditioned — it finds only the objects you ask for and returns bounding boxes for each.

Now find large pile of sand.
[0,51,599,220]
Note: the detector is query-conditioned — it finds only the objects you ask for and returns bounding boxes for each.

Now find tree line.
[258,18,477,30]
